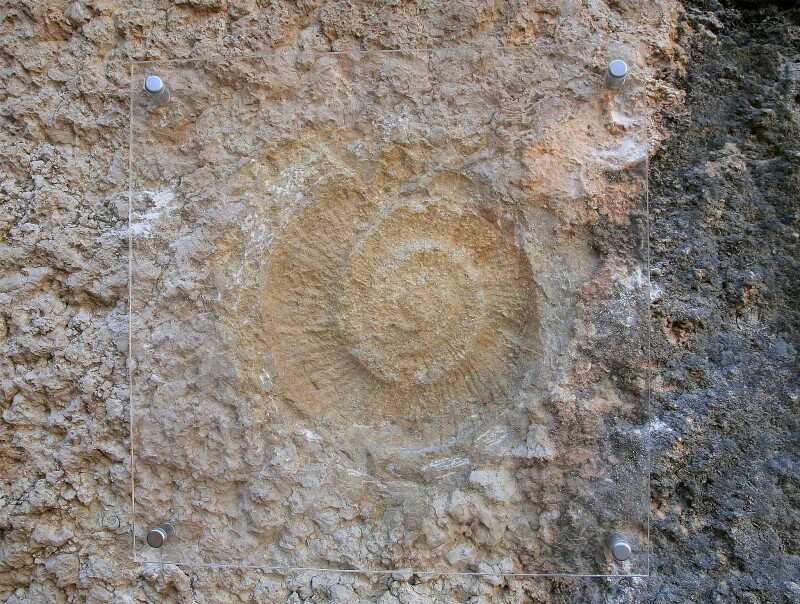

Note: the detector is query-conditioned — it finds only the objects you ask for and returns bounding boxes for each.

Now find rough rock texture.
[128,42,650,575]
[0,1,797,603]
[648,2,800,602]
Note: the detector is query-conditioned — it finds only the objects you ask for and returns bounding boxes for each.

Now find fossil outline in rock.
[261,167,542,452]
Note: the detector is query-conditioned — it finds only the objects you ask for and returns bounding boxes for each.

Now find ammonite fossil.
[262,164,541,452]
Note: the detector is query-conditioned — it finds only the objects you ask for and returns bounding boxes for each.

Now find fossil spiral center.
[262,189,540,446]
[341,240,484,385]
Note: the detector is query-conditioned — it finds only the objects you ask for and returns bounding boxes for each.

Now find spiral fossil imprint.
[262,173,541,448]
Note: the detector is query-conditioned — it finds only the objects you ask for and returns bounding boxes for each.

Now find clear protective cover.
[130,45,649,576]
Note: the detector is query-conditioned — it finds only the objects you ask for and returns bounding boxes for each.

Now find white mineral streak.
[129,189,174,236]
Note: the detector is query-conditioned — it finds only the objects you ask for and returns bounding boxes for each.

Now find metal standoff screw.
[607,532,632,561]
[605,60,628,90]
[146,522,175,548]
[143,75,171,107]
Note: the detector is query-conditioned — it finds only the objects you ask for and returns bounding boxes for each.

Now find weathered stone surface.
[1,0,797,602]
[128,44,649,574]
[647,2,800,602]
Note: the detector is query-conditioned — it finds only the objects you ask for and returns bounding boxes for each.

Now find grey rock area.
[0,1,797,604]
[648,2,800,602]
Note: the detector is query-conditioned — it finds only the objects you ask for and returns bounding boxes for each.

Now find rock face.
[129,46,649,574]
[648,3,800,602]
[1,1,798,603]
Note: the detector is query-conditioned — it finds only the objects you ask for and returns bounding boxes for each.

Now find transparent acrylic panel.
[130,45,649,576]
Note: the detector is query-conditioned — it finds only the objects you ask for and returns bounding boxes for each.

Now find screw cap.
[146,522,175,548]
[605,60,628,90]
[607,532,632,561]
[608,60,628,79]
[144,75,165,94]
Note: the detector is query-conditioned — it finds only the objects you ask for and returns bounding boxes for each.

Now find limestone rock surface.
[3,0,798,602]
